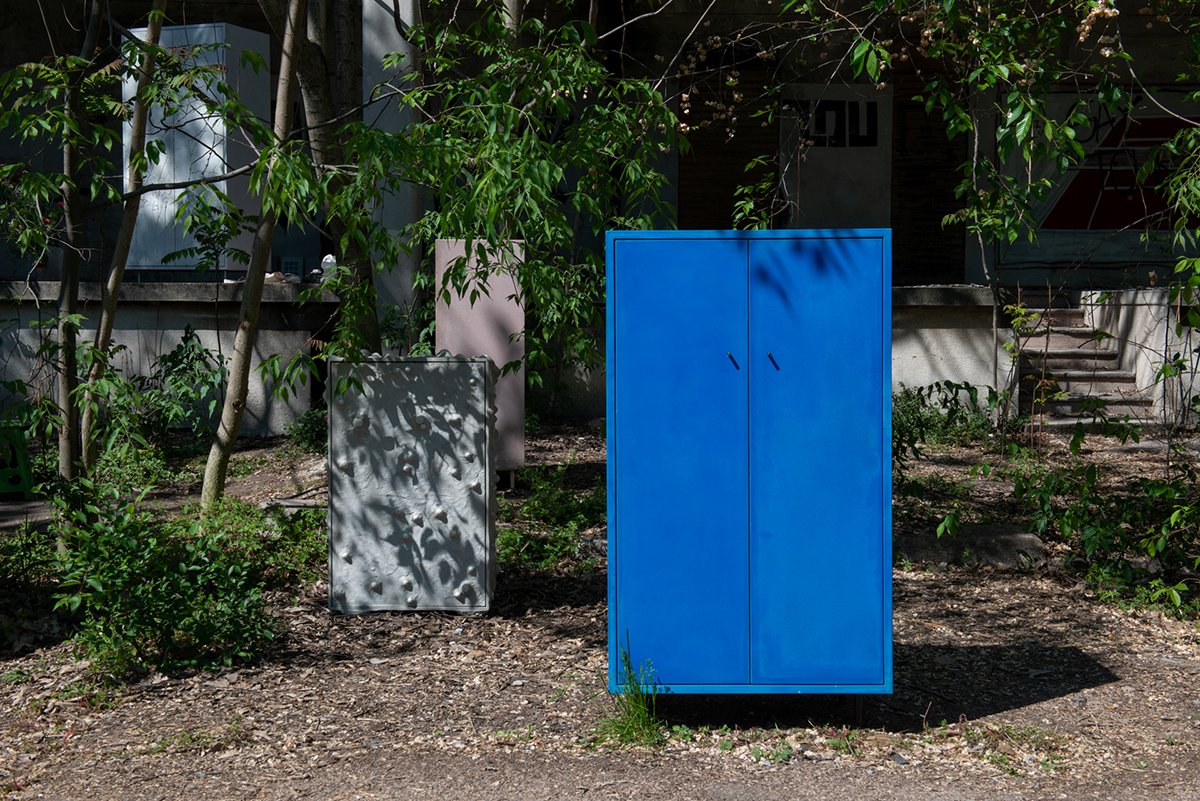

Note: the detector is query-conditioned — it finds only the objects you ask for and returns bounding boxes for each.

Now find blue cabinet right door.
[747,236,890,688]
[607,230,892,694]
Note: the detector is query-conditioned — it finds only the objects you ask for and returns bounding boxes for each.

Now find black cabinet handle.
[768,352,780,370]
[727,352,740,369]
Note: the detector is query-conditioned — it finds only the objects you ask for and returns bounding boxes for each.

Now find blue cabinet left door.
[608,236,750,688]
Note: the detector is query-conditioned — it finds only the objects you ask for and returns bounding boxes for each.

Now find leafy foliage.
[320,4,680,384]
[52,486,276,675]
[893,381,1005,477]
[778,0,1128,249]
[1008,448,1200,609]
[185,497,328,591]
[0,35,236,265]
[42,327,228,494]
[284,406,328,456]
[497,465,605,572]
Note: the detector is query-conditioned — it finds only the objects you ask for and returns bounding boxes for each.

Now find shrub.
[893,381,1004,477]
[497,465,605,572]
[1010,454,1200,610]
[171,497,328,591]
[284,406,328,456]
[53,487,276,675]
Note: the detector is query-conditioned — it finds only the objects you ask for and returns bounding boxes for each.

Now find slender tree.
[201,0,308,509]
[54,0,106,482]
[79,0,168,470]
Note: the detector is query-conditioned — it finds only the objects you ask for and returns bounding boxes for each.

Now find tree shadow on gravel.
[655,642,1118,733]
[492,570,606,617]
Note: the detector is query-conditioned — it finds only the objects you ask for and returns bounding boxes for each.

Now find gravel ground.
[2,427,1199,800]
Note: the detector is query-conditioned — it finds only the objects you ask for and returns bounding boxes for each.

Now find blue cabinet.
[606,230,892,694]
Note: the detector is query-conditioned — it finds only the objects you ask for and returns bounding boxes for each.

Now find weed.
[518,465,606,527]
[752,737,794,764]
[893,381,1004,477]
[498,464,605,573]
[1,669,31,685]
[1009,455,1200,612]
[988,752,1018,775]
[893,471,972,536]
[962,722,1062,775]
[55,678,120,711]
[0,523,57,589]
[227,452,268,478]
[825,726,859,756]
[670,724,694,742]
[284,407,328,456]
[548,670,581,703]
[497,520,586,571]
[495,725,534,744]
[718,738,735,752]
[174,498,327,591]
[1088,567,1200,616]
[597,644,662,747]
[144,718,246,754]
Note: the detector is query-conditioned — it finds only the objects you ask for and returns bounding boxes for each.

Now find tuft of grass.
[597,645,663,747]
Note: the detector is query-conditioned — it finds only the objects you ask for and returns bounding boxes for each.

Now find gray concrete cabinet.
[328,356,497,613]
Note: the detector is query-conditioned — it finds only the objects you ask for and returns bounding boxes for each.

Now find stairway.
[1015,305,1154,426]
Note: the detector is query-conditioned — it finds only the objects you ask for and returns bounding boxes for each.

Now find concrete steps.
[1016,306,1154,422]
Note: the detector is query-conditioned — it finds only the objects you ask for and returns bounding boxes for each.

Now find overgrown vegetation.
[51,486,276,675]
[497,465,605,572]
[1007,444,1200,611]
[15,327,226,495]
[890,381,1199,612]
[891,381,1009,482]
[0,481,327,675]
[284,407,328,456]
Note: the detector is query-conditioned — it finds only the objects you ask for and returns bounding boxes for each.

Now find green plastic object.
[0,422,33,498]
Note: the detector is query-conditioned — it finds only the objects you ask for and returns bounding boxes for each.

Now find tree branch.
[597,0,678,41]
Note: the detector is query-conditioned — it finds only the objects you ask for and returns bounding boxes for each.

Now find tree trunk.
[56,0,106,482]
[262,0,381,352]
[200,0,307,510]
[504,0,521,31]
[80,0,167,471]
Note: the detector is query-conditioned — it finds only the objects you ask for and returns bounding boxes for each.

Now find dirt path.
[3,429,1200,800]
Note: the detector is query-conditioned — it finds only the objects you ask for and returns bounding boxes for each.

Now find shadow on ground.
[493,570,606,617]
[654,642,1118,733]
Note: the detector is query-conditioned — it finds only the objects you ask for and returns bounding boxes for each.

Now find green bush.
[893,381,1003,476]
[518,465,606,527]
[138,326,227,442]
[87,326,226,456]
[498,465,605,571]
[173,497,328,591]
[0,522,57,591]
[1010,453,1200,610]
[498,519,586,571]
[284,407,328,456]
[53,487,276,675]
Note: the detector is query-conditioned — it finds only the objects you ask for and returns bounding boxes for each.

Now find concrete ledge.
[0,281,339,305]
[894,285,995,307]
